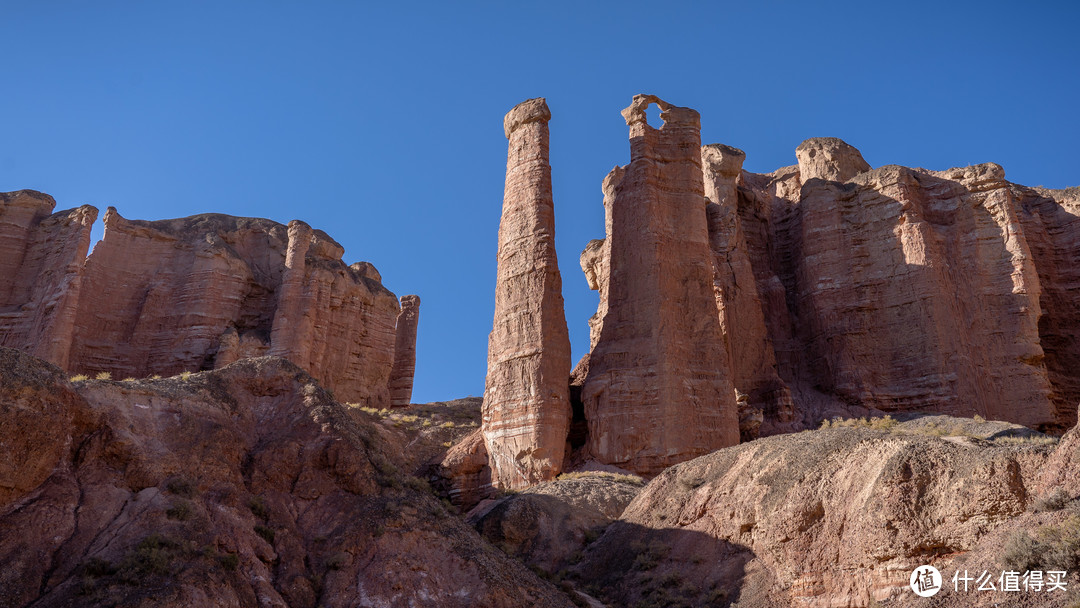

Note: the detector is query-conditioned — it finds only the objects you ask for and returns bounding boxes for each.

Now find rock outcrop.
[388,294,421,407]
[0,347,574,608]
[0,196,411,408]
[573,415,1057,607]
[580,129,1074,436]
[0,190,97,369]
[702,144,796,439]
[581,95,740,476]
[481,98,572,489]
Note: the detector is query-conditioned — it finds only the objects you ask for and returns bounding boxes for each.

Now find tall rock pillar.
[481,98,572,489]
[270,220,314,365]
[388,294,420,407]
[582,95,740,476]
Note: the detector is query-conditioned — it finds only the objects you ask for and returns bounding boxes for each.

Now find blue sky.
[3,2,1077,403]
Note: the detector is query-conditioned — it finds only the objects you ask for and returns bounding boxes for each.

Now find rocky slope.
[570,415,1067,607]
[0,347,573,608]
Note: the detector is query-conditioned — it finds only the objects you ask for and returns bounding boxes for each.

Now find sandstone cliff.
[0,347,573,608]
[0,196,409,408]
[582,130,1076,438]
[0,190,97,368]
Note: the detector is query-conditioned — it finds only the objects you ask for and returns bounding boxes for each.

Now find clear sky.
[3,1,1077,403]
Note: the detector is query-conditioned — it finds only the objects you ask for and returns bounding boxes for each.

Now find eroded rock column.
[481,98,572,489]
[270,220,314,364]
[388,294,420,407]
[582,95,740,476]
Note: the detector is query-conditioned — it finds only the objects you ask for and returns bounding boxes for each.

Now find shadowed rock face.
[481,98,572,489]
[702,144,796,440]
[0,347,574,608]
[388,294,421,407]
[0,197,408,407]
[581,94,740,476]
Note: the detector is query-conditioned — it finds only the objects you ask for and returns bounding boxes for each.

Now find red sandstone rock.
[795,136,871,182]
[12,206,404,407]
[0,348,574,608]
[388,294,420,407]
[481,98,573,489]
[581,95,740,476]
[702,144,796,439]
[0,191,97,368]
[575,416,1053,607]
[789,157,1053,426]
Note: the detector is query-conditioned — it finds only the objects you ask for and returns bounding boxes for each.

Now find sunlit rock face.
[481,97,573,490]
[0,193,406,407]
[581,94,741,477]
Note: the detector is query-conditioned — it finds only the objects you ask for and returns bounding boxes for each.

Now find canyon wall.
[600,132,1073,433]
[0,196,408,407]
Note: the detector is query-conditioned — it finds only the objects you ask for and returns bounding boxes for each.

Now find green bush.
[254,525,276,545]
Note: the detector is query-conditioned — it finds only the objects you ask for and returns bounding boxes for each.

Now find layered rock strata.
[702,144,796,439]
[580,130,1073,435]
[388,294,421,407]
[0,195,409,408]
[0,190,97,369]
[581,95,740,476]
[481,98,572,489]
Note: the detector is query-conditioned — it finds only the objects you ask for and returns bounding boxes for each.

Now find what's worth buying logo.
[910,565,941,597]
[910,565,1069,596]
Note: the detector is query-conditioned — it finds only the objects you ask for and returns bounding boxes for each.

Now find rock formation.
[580,127,1075,436]
[573,415,1058,607]
[581,95,740,476]
[388,294,421,407]
[481,97,572,489]
[0,190,97,369]
[0,347,574,608]
[702,144,796,439]
[0,195,411,408]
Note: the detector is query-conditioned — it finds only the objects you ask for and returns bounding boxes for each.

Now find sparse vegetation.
[973,414,986,423]
[630,539,670,571]
[557,471,646,486]
[70,374,89,382]
[248,495,269,519]
[122,377,137,382]
[326,552,349,570]
[94,371,112,381]
[1002,516,1080,572]
[993,435,1059,446]
[118,534,183,579]
[1034,489,1072,513]
[819,415,899,431]
[254,525,276,544]
[178,371,193,380]
[166,500,193,521]
[219,553,239,571]
[165,477,197,498]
